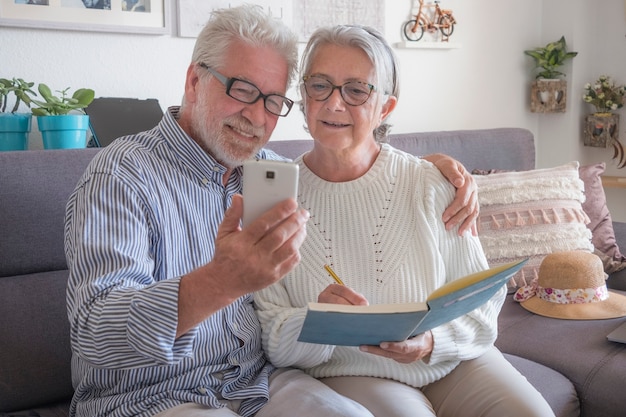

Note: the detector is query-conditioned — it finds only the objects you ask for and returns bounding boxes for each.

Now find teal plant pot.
[0,113,32,151]
[37,114,90,150]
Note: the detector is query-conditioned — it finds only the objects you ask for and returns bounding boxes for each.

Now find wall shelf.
[601,175,626,189]
[394,41,462,49]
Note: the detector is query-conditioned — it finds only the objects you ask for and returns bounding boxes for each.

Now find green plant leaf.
[524,36,577,79]
[38,83,54,101]
[31,83,95,115]
[0,77,37,113]
[72,88,95,107]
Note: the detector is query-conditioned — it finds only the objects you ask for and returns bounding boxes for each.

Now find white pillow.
[474,161,594,289]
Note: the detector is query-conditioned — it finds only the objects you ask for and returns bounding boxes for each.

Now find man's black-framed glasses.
[302,75,376,106]
[199,63,294,117]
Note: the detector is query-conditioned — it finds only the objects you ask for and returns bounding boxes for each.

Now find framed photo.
[176,0,292,38]
[0,0,170,35]
[175,0,384,42]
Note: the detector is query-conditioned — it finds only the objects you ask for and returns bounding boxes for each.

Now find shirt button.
[197,387,207,394]
[201,178,209,185]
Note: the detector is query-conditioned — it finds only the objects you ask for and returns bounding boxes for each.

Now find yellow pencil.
[324,264,345,286]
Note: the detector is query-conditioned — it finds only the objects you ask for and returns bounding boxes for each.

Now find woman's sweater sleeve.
[255,281,335,368]
[419,165,504,365]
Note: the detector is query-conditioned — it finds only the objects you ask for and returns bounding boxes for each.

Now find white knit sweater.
[255,144,504,388]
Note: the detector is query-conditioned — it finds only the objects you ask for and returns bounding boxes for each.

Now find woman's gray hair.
[299,25,400,142]
[191,5,299,87]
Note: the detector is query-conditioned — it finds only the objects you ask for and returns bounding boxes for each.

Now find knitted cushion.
[474,161,594,289]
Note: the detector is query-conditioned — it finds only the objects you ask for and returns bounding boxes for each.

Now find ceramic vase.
[0,113,31,151]
[37,114,90,149]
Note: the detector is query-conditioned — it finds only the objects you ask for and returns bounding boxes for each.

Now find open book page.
[297,259,527,346]
[411,260,527,335]
[305,301,427,314]
[426,261,525,301]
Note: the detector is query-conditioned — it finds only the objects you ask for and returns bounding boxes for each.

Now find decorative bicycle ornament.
[402,0,456,42]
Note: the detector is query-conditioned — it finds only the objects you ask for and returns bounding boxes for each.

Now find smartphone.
[242,159,299,227]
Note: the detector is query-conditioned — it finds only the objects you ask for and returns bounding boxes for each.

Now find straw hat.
[514,251,626,319]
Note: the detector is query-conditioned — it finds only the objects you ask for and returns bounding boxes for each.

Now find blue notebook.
[297,259,527,346]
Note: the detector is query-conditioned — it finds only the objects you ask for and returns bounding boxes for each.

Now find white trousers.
[153,368,373,417]
[319,347,556,417]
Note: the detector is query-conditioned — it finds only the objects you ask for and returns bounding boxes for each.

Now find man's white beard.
[190,95,267,169]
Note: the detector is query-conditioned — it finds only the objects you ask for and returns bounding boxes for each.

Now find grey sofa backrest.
[0,148,102,278]
[0,148,101,411]
[265,128,536,173]
[388,128,535,172]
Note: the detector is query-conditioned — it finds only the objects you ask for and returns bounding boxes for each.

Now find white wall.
[538,0,626,221]
[0,0,541,144]
[1,0,625,220]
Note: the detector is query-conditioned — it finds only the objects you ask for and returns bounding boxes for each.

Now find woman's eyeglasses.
[200,63,294,117]
[302,75,376,106]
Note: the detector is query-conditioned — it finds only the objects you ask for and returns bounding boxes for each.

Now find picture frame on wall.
[0,0,171,35]
[175,0,384,42]
[176,0,291,38]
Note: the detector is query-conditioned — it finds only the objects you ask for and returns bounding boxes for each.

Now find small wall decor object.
[583,113,619,148]
[530,79,567,113]
[524,36,577,113]
[402,0,456,43]
[582,75,626,167]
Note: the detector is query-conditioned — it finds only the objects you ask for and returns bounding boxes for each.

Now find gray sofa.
[1,127,625,417]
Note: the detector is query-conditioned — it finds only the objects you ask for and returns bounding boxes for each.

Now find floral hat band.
[514,282,609,304]
[514,251,626,320]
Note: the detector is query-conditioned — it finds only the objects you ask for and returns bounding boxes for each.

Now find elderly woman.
[254,25,555,417]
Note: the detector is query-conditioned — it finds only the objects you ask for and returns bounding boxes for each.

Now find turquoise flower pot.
[0,113,31,151]
[37,114,90,150]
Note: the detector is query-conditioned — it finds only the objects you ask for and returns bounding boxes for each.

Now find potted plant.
[31,83,95,149]
[0,77,37,151]
[524,36,578,113]
[582,75,626,167]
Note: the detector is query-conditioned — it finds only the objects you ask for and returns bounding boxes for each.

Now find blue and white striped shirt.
[65,107,283,417]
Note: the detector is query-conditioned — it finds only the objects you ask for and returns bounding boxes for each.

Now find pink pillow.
[579,163,626,273]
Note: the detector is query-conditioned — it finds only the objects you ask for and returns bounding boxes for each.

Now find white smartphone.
[242,159,299,227]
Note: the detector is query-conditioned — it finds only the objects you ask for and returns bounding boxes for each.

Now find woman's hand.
[359,331,434,364]
[318,284,369,306]
[422,154,479,236]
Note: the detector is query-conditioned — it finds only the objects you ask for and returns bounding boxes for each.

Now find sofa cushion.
[474,161,593,289]
[0,148,101,278]
[503,353,579,417]
[497,293,626,417]
[579,163,626,274]
[5,399,71,417]
[0,270,73,412]
[609,221,626,290]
